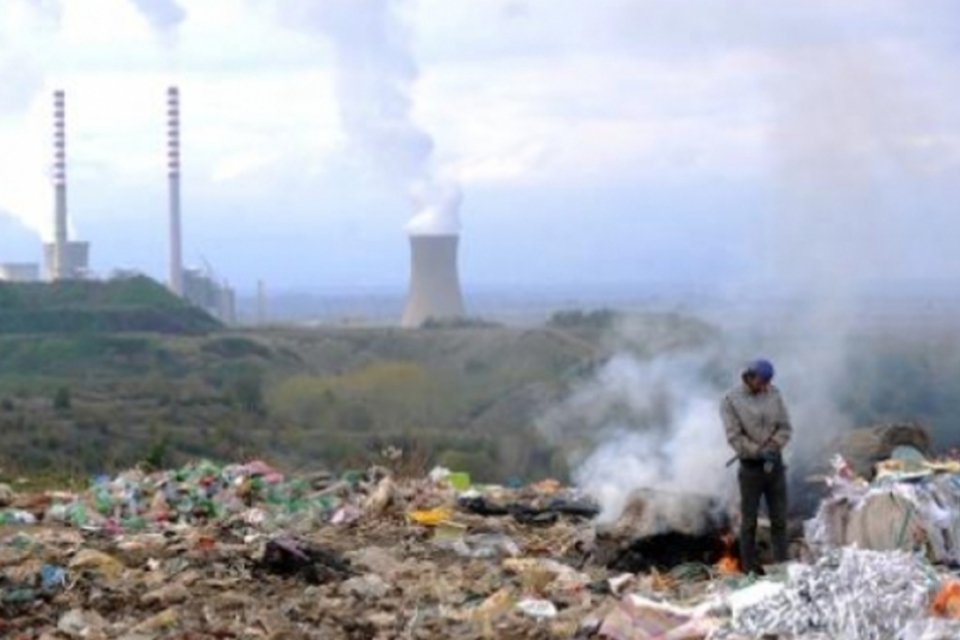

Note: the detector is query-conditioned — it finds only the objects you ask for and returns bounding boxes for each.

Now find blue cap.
[746,358,775,382]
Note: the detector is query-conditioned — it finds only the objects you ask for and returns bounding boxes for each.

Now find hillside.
[0,311,716,483]
[0,277,220,334]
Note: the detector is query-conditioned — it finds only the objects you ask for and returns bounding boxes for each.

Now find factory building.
[43,241,90,280]
[0,263,41,282]
[183,267,236,324]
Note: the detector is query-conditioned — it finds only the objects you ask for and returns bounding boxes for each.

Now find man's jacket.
[720,384,793,459]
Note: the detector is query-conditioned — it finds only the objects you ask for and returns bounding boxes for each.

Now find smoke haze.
[278,0,461,236]
[0,0,60,239]
[127,0,187,37]
[541,35,953,520]
[536,318,734,522]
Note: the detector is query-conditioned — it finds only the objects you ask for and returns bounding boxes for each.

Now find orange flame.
[715,533,741,575]
[932,581,960,618]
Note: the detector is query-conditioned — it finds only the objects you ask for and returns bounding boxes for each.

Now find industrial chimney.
[167,86,183,296]
[401,233,466,328]
[52,89,67,281]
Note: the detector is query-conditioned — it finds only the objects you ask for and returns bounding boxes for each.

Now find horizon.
[1,0,959,298]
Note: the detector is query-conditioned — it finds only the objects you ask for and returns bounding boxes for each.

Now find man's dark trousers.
[738,459,788,574]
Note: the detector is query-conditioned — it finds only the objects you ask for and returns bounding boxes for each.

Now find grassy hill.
[0,277,220,334]
[0,303,956,486]
[0,310,716,483]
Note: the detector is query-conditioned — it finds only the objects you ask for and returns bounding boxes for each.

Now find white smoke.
[276,0,461,236]
[537,347,734,523]
[127,0,186,35]
[0,0,61,239]
[406,180,461,236]
[753,42,939,463]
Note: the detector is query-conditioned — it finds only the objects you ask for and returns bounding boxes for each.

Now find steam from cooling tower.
[127,0,186,36]
[278,0,466,326]
[407,181,461,236]
[277,0,462,232]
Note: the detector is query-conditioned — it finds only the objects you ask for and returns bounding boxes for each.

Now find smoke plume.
[536,318,734,522]
[277,0,461,236]
[0,0,61,239]
[542,40,944,522]
[127,0,186,36]
[406,181,462,236]
[756,42,937,464]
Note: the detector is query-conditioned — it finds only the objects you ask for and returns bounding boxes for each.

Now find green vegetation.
[547,308,620,330]
[0,276,219,334]
[2,300,952,486]
[0,307,655,482]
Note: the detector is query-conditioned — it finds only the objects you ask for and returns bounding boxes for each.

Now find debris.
[57,608,107,639]
[0,456,956,637]
[409,506,453,526]
[598,594,718,640]
[726,548,935,639]
[807,447,960,563]
[341,573,390,599]
[0,483,14,507]
[0,509,37,525]
[516,597,558,619]
[257,536,352,584]
[141,583,190,606]
[445,532,521,558]
[68,548,124,580]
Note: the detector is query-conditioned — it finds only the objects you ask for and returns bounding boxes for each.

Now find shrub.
[53,386,71,411]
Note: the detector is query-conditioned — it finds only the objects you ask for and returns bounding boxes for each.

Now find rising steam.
[277,0,461,236]
[407,181,461,236]
[127,0,186,36]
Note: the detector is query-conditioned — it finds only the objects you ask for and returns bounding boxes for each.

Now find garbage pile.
[1,458,960,639]
[806,445,960,563]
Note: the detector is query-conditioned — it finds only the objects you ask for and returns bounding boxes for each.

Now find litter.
[516,597,558,619]
[0,449,957,637]
[724,548,936,639]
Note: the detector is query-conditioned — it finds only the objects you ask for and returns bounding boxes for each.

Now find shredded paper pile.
[731,548,936,639]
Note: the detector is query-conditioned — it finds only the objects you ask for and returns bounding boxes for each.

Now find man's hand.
[760,450,781,464]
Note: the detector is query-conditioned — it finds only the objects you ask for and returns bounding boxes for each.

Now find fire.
[715,533,741,575]
[931,581,960,618]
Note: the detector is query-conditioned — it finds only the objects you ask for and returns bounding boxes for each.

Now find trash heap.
[806,446,960,563]
[2,457,960,639]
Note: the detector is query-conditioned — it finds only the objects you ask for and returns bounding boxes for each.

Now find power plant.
[401,232,466,328]
[0,87,236,324]
[0,87,468,328]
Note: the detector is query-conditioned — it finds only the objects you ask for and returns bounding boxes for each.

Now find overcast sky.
[0,0,957,295]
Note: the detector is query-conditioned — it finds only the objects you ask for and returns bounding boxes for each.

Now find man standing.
[720,358,792,575]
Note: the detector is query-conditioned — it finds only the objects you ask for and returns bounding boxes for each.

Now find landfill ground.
[3,456,960,639]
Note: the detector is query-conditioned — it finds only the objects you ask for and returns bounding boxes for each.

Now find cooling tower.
[401,234,465,328]
[167,86,183,296]
[52,89,68,281]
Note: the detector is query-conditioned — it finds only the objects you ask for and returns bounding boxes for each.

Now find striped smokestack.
[167,86,183,296]
[52,89,67,281]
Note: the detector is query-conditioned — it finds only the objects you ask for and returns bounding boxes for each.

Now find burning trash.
[0,444,959,638]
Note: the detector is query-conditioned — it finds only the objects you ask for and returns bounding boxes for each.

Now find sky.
[0,0,958,295]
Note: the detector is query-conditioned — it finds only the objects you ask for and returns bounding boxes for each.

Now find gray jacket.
[721,384,793,459]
